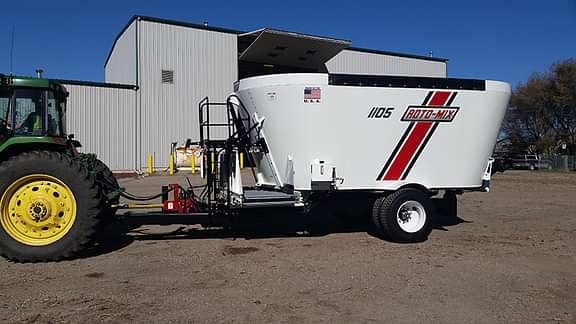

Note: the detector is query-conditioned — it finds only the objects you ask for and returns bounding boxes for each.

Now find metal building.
[67,15,448,171]
[56,80,138,170]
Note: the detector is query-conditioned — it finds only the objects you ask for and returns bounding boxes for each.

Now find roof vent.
[161,70,174,84]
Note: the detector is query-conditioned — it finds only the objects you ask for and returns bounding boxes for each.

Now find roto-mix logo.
[377,91,459,181]
[401,106,458,122]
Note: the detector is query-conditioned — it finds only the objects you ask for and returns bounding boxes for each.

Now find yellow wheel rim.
[0,174,77,246]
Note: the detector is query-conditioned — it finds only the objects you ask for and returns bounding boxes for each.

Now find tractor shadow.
[82,198,471,258]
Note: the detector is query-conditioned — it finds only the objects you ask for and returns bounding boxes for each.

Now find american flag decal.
[304,87,321,103]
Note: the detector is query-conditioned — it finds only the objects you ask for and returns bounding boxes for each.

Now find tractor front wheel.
[0,151,104,262]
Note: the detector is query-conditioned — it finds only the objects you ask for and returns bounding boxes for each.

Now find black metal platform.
[241,189,297,208]
[244,189,294,202]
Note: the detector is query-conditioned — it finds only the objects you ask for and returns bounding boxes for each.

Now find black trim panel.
[329,74,486,91]
[52,79,138,90]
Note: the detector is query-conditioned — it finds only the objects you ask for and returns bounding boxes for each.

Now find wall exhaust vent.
[161,70,174,84]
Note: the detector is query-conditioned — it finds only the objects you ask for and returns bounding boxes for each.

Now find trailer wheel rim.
[396,200,426,233]
[0,174,77,246]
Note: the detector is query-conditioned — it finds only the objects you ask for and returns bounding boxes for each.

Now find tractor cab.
[0,74,68,143]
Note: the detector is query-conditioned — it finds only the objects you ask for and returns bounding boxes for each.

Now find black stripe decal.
[421,91,434,105]
[377,122,415,180]
[446,92,458,106]
[400,122,440,180]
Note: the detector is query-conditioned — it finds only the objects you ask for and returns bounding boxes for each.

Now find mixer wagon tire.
[372,188,434,243]
[0,151,104,262]
[371,196,387,233]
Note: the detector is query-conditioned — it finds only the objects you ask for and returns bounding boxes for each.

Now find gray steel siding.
[105,21,137,85]
[326,49,446,77]
[138,21,237,168]
[65,84,137,170]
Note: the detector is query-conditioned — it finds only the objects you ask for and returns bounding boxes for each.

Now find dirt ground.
[1,171,575,323]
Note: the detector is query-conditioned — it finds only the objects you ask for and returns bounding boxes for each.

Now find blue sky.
[1,0,574,87]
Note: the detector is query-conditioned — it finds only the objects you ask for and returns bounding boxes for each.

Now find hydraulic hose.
[119,187,173,201]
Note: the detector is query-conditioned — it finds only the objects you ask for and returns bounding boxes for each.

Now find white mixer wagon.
[199,72,511,242]
[0,71,512,263]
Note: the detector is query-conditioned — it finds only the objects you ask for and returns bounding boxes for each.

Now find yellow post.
[239,152,244,169]
[169,153,174,176]
[147,155,153,176]
[211,152,215,173]
[191,154,196,175]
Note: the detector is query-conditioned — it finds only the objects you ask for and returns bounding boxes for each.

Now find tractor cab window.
[47,91,65,136]
[14,89,44,136]
[0,89,11,139]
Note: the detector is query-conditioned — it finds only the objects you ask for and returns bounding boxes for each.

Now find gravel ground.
[0,171,575,323]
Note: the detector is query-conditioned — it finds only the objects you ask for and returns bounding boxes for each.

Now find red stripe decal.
[427,91,452,106]
[380,91,452,181]
[383,122,433,180]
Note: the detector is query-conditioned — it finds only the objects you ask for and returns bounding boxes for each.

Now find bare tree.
[503,58,576,154]
[549,59,576,154]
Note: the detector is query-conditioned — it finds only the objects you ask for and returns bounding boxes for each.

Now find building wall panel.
[138,21,238,168]
[64,84,137,171]
[105,22,137,85]
[326,49,446,77]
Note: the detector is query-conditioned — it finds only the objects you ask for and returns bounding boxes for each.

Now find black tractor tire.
[93,159,120,221]
[0,151,105,262]
[372,188,434,243]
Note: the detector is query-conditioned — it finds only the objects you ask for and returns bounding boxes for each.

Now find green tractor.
[0,74,118,262]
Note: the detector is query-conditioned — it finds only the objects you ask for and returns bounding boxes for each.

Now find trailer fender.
[396,183,435,196]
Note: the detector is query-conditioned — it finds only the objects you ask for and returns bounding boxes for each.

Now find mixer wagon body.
[0,70,513,261]
[234,73,511,193]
